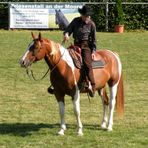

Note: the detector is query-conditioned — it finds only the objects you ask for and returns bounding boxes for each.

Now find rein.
[26,67,50,81]
[26,41,66,81]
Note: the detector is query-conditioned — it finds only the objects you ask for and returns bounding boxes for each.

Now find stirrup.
[88,88,95,97]
[47,85,54,94]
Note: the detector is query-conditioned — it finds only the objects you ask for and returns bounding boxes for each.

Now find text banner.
[9,3,83,29]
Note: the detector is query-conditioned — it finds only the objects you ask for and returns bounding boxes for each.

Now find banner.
[9,3,83,29]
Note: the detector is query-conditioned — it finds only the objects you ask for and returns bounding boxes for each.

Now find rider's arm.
[90,22,97,52]
[63,18,77,36]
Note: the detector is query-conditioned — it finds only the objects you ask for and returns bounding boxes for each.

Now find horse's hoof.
[58,129,65,136]
[107,127,113,132]
[101,125,107,130]
[77,129,83,136]
[77,132,83,136]
[101,123,107,129]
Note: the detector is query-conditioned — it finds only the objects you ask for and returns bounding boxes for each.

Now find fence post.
[8,2,10,30]
[105,1,109,32]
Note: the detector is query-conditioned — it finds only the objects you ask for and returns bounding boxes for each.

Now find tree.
[115,0,124,25]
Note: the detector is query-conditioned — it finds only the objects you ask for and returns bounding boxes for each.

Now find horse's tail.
[116,73,124,118]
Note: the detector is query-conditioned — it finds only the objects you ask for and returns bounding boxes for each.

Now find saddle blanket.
[68,45,105,69]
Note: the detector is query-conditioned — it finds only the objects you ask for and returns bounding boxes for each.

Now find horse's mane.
[43,38,50,43]
[43,38,61,56]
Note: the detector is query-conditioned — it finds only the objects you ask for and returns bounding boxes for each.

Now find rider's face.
[81,15,90,22]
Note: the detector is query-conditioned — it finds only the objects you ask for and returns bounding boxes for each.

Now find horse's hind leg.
[99,88,109,129]
[108,83,118,131]
[72,86,83,136]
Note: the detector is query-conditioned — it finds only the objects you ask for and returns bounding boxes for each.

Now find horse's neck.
[44,41,80,84]
[44,40,62,70]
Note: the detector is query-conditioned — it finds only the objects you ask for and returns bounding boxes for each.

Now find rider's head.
[78,5,92,22]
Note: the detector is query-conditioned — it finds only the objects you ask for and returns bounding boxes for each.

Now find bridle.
[26,40,66,81]
[26,66,50,81]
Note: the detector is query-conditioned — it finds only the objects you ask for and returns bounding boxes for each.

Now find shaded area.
[0,123,59,137]
[0,123,101,137]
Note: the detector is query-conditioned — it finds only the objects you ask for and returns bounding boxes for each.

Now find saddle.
[68,45,105,69]
[48,46,105,95]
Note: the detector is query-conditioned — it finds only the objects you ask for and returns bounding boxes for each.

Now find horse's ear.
[38,32,43,42]
[31,32,36,39]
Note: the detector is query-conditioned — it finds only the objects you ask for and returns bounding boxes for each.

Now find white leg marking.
[73,86,83,136]
[106,50,122,131]
[100,89,108,129]
[58,101,66,135]
[60,46,83,134]
[108,84,118,131]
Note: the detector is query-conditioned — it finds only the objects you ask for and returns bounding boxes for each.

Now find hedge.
[91,3,148,31]
[0,2,147,31]
[0,4,8,29]
[123,4,148,30]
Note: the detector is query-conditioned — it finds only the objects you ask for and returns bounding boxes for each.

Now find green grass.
[0,30,148,148]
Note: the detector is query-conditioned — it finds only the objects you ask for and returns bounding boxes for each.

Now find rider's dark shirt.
[64,17,96,52]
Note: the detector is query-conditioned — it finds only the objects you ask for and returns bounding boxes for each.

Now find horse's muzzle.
[19,59,32,68]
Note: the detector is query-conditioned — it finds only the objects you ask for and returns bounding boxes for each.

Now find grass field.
[0,30,147,148]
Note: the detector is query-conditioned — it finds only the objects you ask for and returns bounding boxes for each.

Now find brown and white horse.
[20,33,124,136]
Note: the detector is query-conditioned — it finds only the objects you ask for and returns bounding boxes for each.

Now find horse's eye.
[29,45,34,51]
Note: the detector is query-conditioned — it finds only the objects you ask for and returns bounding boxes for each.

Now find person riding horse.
[20,32,124,135]
[63,5,96,97]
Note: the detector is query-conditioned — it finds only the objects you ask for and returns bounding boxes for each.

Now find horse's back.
[93,49,121,88]
[96,49,114,57]
[95,49,120,65]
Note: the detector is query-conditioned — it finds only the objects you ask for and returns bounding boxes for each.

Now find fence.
[0,2,148,31]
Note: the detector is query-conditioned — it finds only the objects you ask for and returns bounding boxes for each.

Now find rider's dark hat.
[78,5,93,16]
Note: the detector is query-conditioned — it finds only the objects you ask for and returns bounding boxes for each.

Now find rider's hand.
[63,33,69,42]
[92,51,96,60]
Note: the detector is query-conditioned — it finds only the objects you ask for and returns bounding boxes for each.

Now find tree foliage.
[0,0,147,30]
[114,0,124,25]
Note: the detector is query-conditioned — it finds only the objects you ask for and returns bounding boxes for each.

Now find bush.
[123,4,148,30]
[0,2,147,31]
[91,3,147,31]
[91,4,106,31]
[0,4,8,29]
[114,0,124,25]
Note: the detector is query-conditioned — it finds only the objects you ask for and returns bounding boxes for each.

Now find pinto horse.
[20,33,124,136]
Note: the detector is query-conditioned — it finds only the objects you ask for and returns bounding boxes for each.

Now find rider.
[63,5,96,97]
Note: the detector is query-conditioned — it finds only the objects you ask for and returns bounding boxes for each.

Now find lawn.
[0,30,147,148]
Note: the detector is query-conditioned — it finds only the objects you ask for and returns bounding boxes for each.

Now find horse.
[20,32,124,136]
[55,9,69,30]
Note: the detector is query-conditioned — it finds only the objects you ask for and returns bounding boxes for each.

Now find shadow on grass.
[0,123,101,137]
[0,123,59,137]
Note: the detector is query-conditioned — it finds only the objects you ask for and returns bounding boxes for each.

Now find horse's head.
[20,32,46,68]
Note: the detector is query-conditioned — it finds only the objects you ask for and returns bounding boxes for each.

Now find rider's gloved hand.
[92,50,96,60]
[63,33,69,42]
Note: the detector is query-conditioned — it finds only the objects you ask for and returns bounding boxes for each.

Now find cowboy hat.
[78,5,93,16]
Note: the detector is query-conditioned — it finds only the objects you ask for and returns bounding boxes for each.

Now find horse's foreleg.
[58,101,66,135]
[99,88,109,129]
[108,84,118,131]
[72,87,83,136]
